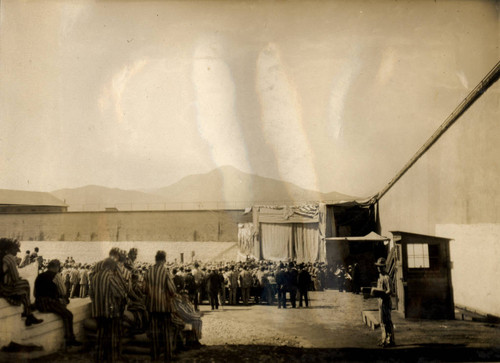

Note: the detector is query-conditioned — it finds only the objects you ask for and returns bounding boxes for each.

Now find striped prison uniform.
[89,268,127,362]
[0,254,32,315]
[92,260,130,296]
[34,270,75,341]
[145,263,176,361]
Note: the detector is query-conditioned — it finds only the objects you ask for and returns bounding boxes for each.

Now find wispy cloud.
[256,42,318,193]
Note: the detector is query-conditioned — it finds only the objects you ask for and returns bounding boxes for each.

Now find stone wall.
[0,210,251,242]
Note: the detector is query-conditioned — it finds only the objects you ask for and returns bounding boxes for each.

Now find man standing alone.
[144,251,177,361]
[373,257,395,347]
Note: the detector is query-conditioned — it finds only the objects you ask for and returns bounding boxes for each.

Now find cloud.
[192,34,250,171]
[60,2,89,37]
[98,59,148,125]
[327,46,362,141]
[376,47,396,86]
[256,42,318,192]
[456,70,469,89]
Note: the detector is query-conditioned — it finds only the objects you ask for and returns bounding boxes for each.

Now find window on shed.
[407,243,429,268]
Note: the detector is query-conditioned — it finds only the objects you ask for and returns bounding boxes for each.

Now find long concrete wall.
[378,81,500,317]
[0,210,250,242]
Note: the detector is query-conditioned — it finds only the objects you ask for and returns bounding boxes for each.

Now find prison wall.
[0,210,250,242]
[378,82,500,317]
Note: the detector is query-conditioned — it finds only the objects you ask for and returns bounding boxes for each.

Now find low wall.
[0,298,90,358]
[0,210,251,242]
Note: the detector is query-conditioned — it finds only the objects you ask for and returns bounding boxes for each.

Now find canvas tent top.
[250,196,377,224]
[325,231,390,242]
[248,195,377,212]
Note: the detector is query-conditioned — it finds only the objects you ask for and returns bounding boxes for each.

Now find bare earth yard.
[34,290,500,362]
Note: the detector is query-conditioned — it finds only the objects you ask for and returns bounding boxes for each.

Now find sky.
[0,0,498,198]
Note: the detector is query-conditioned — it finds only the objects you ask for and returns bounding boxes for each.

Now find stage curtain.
[260,223,293,261]
[293,223,320,263]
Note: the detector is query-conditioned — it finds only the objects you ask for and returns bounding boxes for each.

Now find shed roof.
[0,189,67,207]
[325,231,390,242]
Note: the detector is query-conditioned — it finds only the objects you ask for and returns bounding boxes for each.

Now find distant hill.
[52,166,357,211]
[151,165,356,204]
[51,185,167,211]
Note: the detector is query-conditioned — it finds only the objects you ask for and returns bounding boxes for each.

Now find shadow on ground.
[32,344,500,363]
[177,345,500,363]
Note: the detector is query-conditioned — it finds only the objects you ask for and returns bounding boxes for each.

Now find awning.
[325,231,390,242]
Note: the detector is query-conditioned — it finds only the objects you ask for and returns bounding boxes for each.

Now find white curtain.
[294,223,320,263]
[260,223,293,261]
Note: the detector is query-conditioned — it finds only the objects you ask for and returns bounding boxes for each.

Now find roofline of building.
[376,60,500,201]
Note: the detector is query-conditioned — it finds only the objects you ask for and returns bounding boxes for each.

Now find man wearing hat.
[374,257,395,347]
[34,259,82,347]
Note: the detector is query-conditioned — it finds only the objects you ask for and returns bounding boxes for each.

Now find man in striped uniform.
[91,248,129,296]
[89,258,127,362]
[144,250,177,361]
[0,238,43,326]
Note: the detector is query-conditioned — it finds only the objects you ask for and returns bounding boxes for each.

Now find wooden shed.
[388,231,454,319]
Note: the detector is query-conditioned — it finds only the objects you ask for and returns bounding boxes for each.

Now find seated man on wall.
[34,259,82,347]
[0,238,43,327]
[171,292,203,349]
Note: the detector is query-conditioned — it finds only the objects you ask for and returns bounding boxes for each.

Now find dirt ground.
[31,290,500,362]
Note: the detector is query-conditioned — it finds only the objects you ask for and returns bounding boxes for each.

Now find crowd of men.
[56,256,361,311]
[0,238,369,361]
[38,253,362,313]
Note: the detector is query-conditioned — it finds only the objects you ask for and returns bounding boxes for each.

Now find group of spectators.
[0,239,203,362]
[0,237,369,361]
[48,256,361,312]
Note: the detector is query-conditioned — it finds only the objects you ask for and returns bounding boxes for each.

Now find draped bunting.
[257,206,319,224]
[237,223,259,258]
[250,199,378,263]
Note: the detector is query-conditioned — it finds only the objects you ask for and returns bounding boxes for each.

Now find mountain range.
[52,166,358,211]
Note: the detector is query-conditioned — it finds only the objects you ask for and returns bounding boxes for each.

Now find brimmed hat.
[374,257,387,266]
